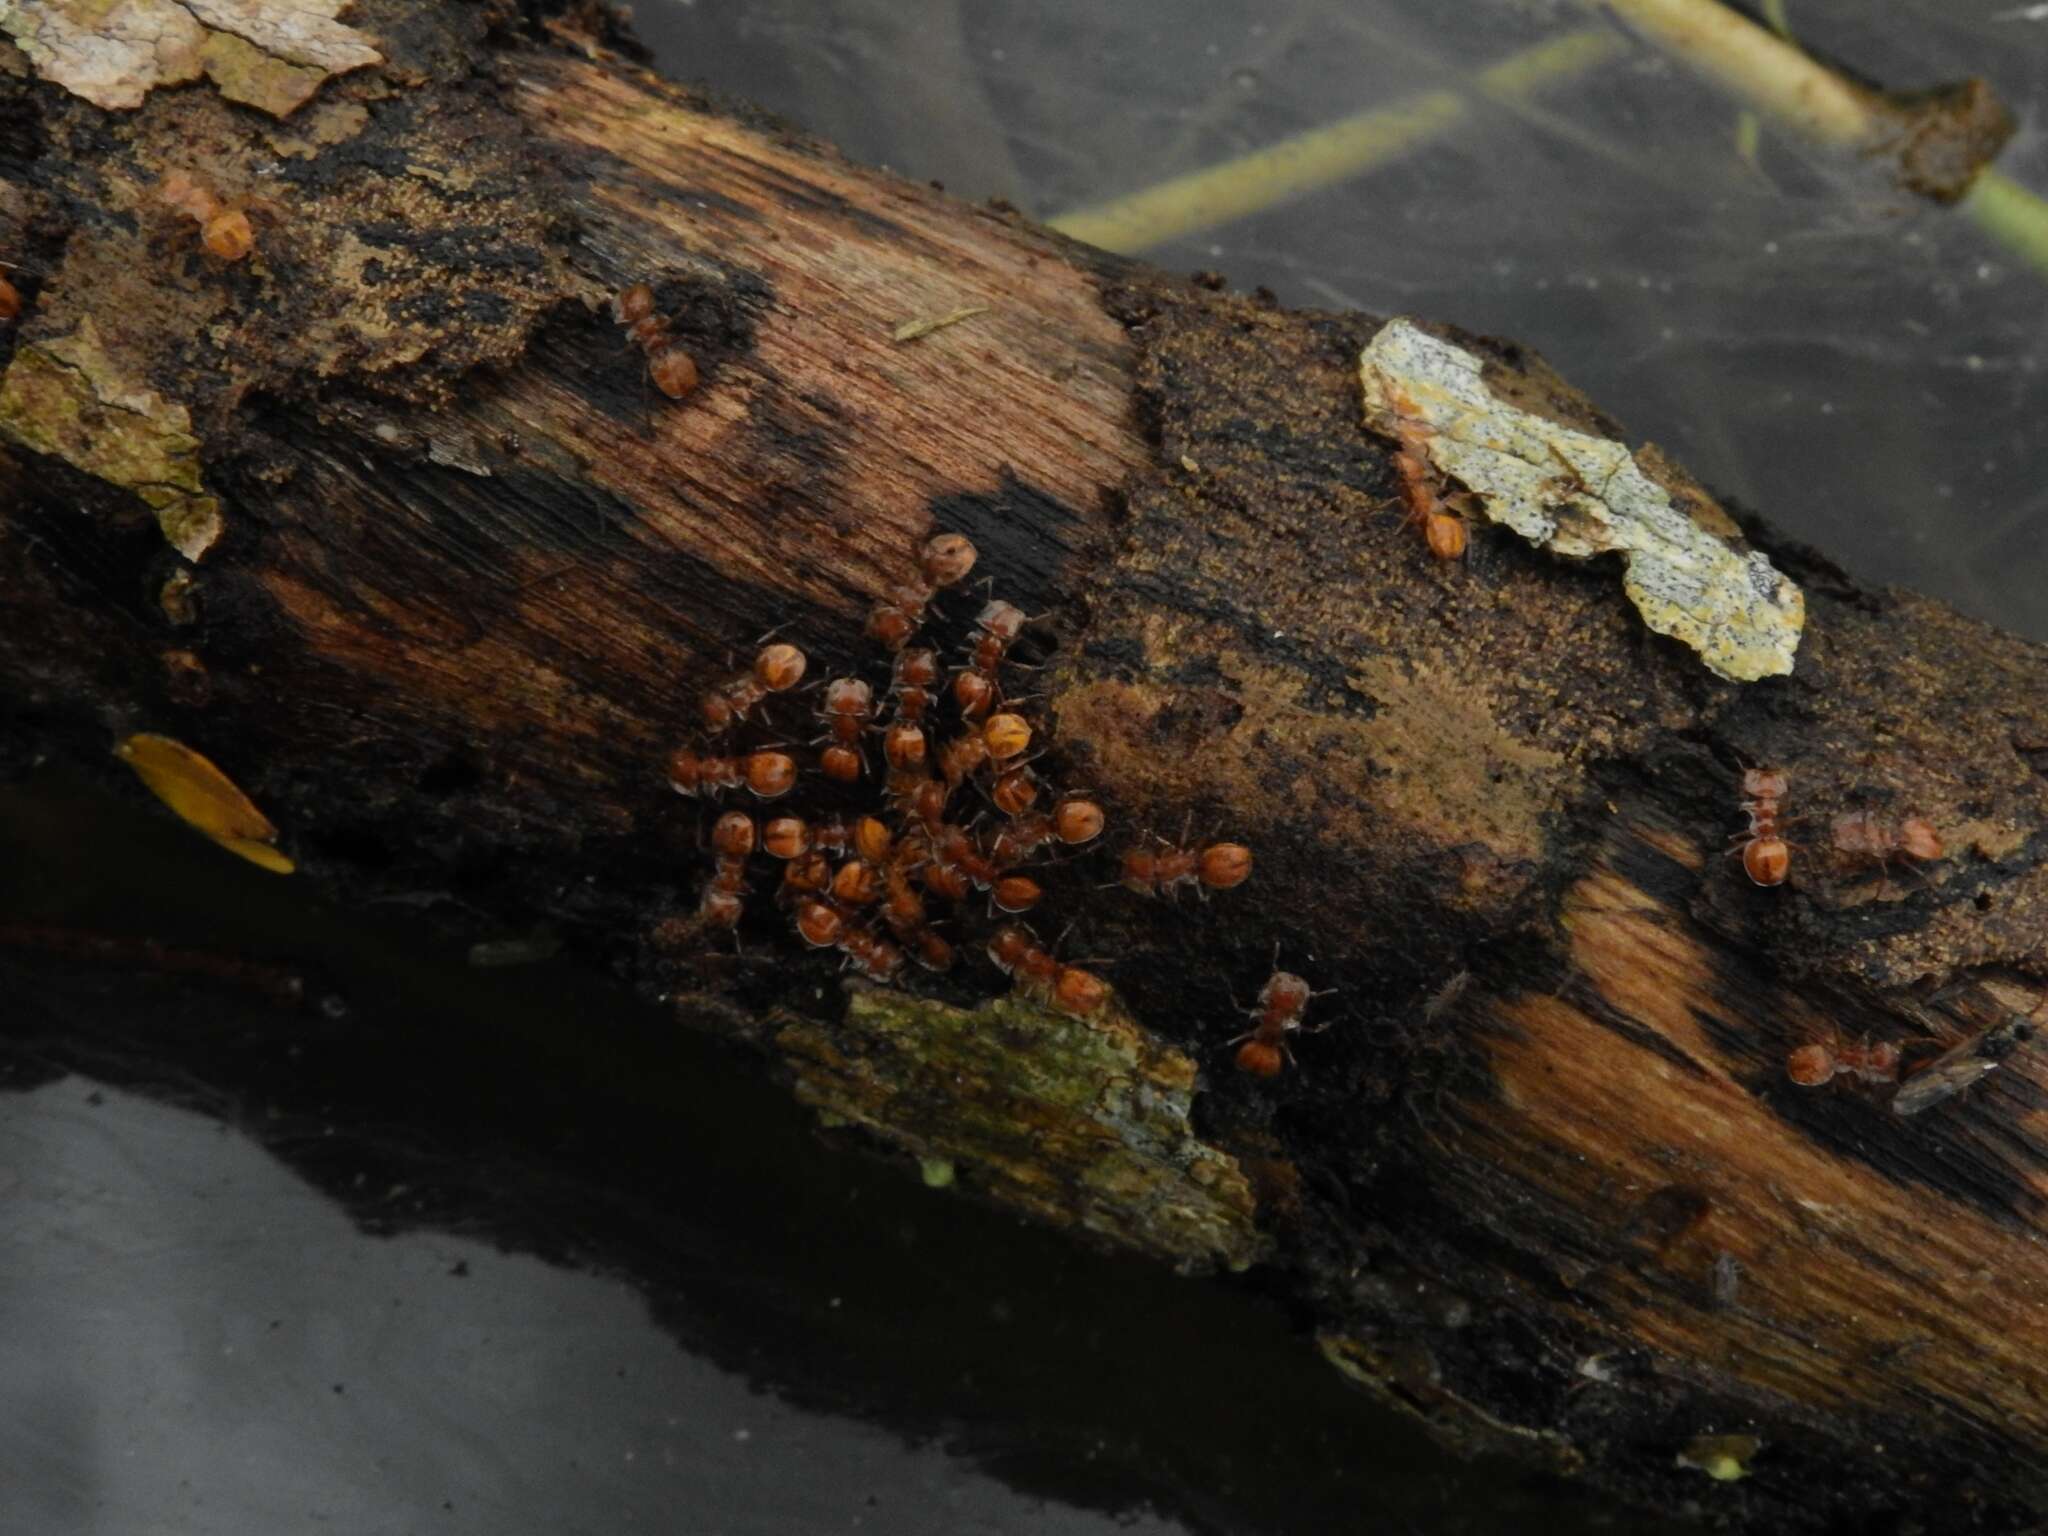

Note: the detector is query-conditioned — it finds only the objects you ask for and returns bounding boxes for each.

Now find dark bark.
[5,6,2048,1531]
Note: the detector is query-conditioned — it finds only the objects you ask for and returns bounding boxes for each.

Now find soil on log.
[4,5,2048,1531]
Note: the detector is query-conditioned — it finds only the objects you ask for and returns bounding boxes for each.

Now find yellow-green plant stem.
[1049,29,1624,254]
[1962,170,2048,276]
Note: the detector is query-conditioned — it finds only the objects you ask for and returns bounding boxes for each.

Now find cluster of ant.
[1725,767,1970,1098]
[658,526,1324,1077]
[1728,769,1942,893]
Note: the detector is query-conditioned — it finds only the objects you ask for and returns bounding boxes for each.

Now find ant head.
[1741,767,1789,801]
[920,533,977,588]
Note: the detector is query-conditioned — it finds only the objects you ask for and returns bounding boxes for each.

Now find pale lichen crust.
[2,0,380,117]
[1360,319,1804,682]
[0,319,223,560]
[777,984,1267,1274]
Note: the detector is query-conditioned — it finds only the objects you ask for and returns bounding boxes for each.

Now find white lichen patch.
[1360,319,1804,682]
[2,0,380,116]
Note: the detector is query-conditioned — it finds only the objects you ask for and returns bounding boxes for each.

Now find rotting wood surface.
[3,5,2048,1531]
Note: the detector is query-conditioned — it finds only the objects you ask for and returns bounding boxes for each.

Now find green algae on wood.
[777,985,1266,1274]
[1360,319,1803,682]
[0,319,223,560]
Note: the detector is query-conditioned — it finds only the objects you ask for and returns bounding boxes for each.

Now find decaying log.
[5,5,2048,1530]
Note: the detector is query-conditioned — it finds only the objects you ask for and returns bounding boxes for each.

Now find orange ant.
[883,720,928,773]
[1830,810,1943,885]
[839,923,906,983]
[1228,965,1336,1077]
[891,648,940,724]
[909,930,955,972]
[987,794,1104,866]
[866,533,978,650]
[877,858,925,934]
[1370,371,1466,561]
[699,810,755,929]
[900,777,951,835]
[701,641,807,733]
[854,815,894,864]
[780,850,831,899]
[790,892,906,982]
[667,748,797,800]
[1053,795,1106,846]
[160,171,255,262]
[920,848,973,903]
[937,728,989,789]
[794,896,844,949]
[954,599,1029,718]
[990,874,1044,915]
[1119,831,1253,897]
[1730,767,1792,887]
[809,816,857,858]
[768,816,855,887]
[878,860,954,972]
[927,822,997,895]
[761,816,811,859]
[1786,1034,1903,1090]
[982,712,1032,764]
[616,283,699,400]
[0,272,19,323]
[815,678,874,783]
[830,858,882,909]
[987,924,1109,1017]
[872,649,942,783]
[990,766,1040,818]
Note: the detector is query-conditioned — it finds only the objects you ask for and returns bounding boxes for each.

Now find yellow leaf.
[114,732,295,874]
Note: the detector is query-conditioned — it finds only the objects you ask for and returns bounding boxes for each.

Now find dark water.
[14,2,2048,1531]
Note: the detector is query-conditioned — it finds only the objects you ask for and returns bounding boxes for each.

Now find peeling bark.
[5,6,2048,1531]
